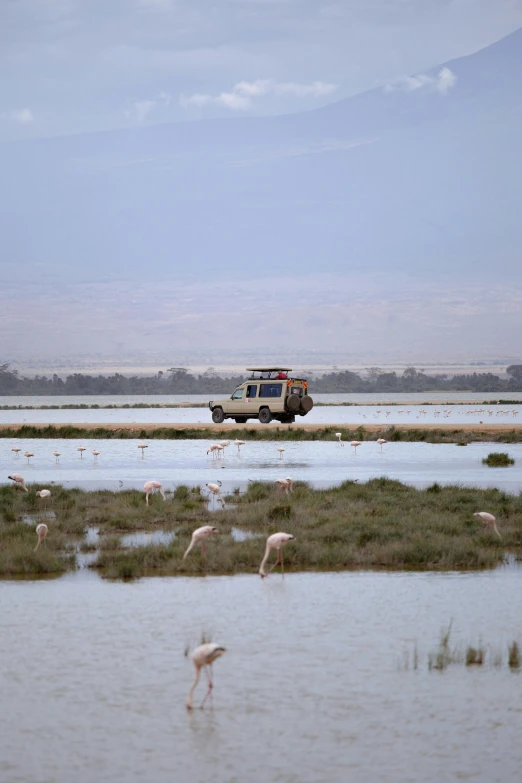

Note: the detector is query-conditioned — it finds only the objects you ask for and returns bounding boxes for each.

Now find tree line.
[1,364,522,396]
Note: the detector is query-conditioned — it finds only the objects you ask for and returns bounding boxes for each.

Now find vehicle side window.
[246,385,257,398]
[259,383,282,398]
[231,389,244,400]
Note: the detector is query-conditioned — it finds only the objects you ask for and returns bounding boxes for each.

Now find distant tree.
[365,367,383,380]
[167,367,187,374]
[506,365,522,381]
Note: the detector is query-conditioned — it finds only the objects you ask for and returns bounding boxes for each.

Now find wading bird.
[11,447,21,458]
[138,444,148,457]
[259,532,295,579]
[34,523,48,551]
[92,449,100,460]
[186,643,226,710]
[277,447,285,459]
[234,439,245,453]
[53,450,61,463]
[335,432,344,446]
[144,480,166,506]
[206,444,223,458]
[219,440,230,449]
[36,489,51,504]
[206,481,224,508]
[350,441,361,455]
[24,451,34,463]
[376,438,387,452]
[77,446,86,458]
[275,477,294,495]
[183,526,218,560]
[473,512,502,538]
[8,473,28,492]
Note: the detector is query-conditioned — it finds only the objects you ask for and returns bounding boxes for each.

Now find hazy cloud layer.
[1,0,522,139]
[385,66,457,94]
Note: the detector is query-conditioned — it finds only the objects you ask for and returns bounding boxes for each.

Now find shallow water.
[1,397,521,426]
[1,570,521,783]
[2,438,521,493]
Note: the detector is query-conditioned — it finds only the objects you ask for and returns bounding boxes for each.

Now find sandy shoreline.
[2,422,522,434]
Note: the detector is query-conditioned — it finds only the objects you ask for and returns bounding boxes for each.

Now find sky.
[2,0,522,141]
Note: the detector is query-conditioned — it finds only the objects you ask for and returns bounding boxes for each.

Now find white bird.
[275,477,294,495]
[8,473,28,492]
[234,439,246,453]
[92,449,100,460]
[206,481,224,508]
[186,642,227,710]
[277,447,285,459]
[35,523,48,551]
[350,441,361,454]
[376,438,387,452]
[207,444,224,458]
[24,451,34,463]
[138,444,148,457]
[473,512,502,538]
[53,450,61,463]
[259,532,295,578]
[219,440,230,448]
[11,447,21,458]
[144,480,166,506]
[77,446,86,458]
[335,432,344,446]
[36,489,51,500]
[183,526,218,560]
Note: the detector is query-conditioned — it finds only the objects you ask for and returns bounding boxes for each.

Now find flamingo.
[206,481,224,508]
[36,489,51,500]
[186,643,226,710]
[275,477,294,495]
[350,441,361,455]
[11,447,21,458]
[219,440,230,449]
[207,444,223,458]
[53,450,61,463]
[183,526,218,560]
[335,432,344,446]
[138,444,148,457]
[259,532,295,578]
[144,480,166,506]
[77,446,86,458]
[34,523,48,551]
[277,447,285,459]
[473,512,502,539]
[24,451,34,463]
[376,438,387,452]
[234,439,245,453]
[8,473,28,492]
[92,449,100,460]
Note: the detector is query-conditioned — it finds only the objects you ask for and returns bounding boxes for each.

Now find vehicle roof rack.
[246,367,293,372]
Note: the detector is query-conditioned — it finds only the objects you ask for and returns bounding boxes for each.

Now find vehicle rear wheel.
[286,394,300,412]
[212,408,225,424]
[259,407,272,424]
[234,417,247,423]
[299,396,314,414]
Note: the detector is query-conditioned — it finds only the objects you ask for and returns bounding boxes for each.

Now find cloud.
[1,108,35,124]
[124,92,171,123]
[385,67,457,95]
[180,78,338,110]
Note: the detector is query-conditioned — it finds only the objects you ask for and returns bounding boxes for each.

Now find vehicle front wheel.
[258,408,272,424]
[212,408,225,424]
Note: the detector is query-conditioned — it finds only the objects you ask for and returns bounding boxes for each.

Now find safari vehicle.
[209,368,314,424]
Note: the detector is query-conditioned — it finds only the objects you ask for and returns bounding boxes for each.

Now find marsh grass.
[3,424,522,443]
[465,645,485,666]
[2,478,522,577]
[482,452,515,467]
[508,641,520,669]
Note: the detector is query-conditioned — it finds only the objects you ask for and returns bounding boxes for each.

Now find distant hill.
[1,27,521,286]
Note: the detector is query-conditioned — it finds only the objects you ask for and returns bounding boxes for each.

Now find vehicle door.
[243,383,259,414]
[229,386,245,413]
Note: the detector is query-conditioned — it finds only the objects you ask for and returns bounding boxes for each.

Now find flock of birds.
[5,424,508,708]
[356,407,519,422]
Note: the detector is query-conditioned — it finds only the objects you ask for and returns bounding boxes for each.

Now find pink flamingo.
[77,446,86,458]
[376,438,387,452]
[183,526,218,560]
[144,480,166,506]
[350,441,361,455]
[275,477,294,495]
[34,523,48,551]
[473,512,502,538]
[206,481,224,508]
[206,444,223,458]
[259,532,295,578]
[8,474,28,492]
[186,643,226,710]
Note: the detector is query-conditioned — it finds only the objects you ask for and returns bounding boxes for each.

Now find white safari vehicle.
[209,367,314,424]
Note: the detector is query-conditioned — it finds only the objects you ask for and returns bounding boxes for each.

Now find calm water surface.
[1,570,521,783]
[2,438,521,493]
